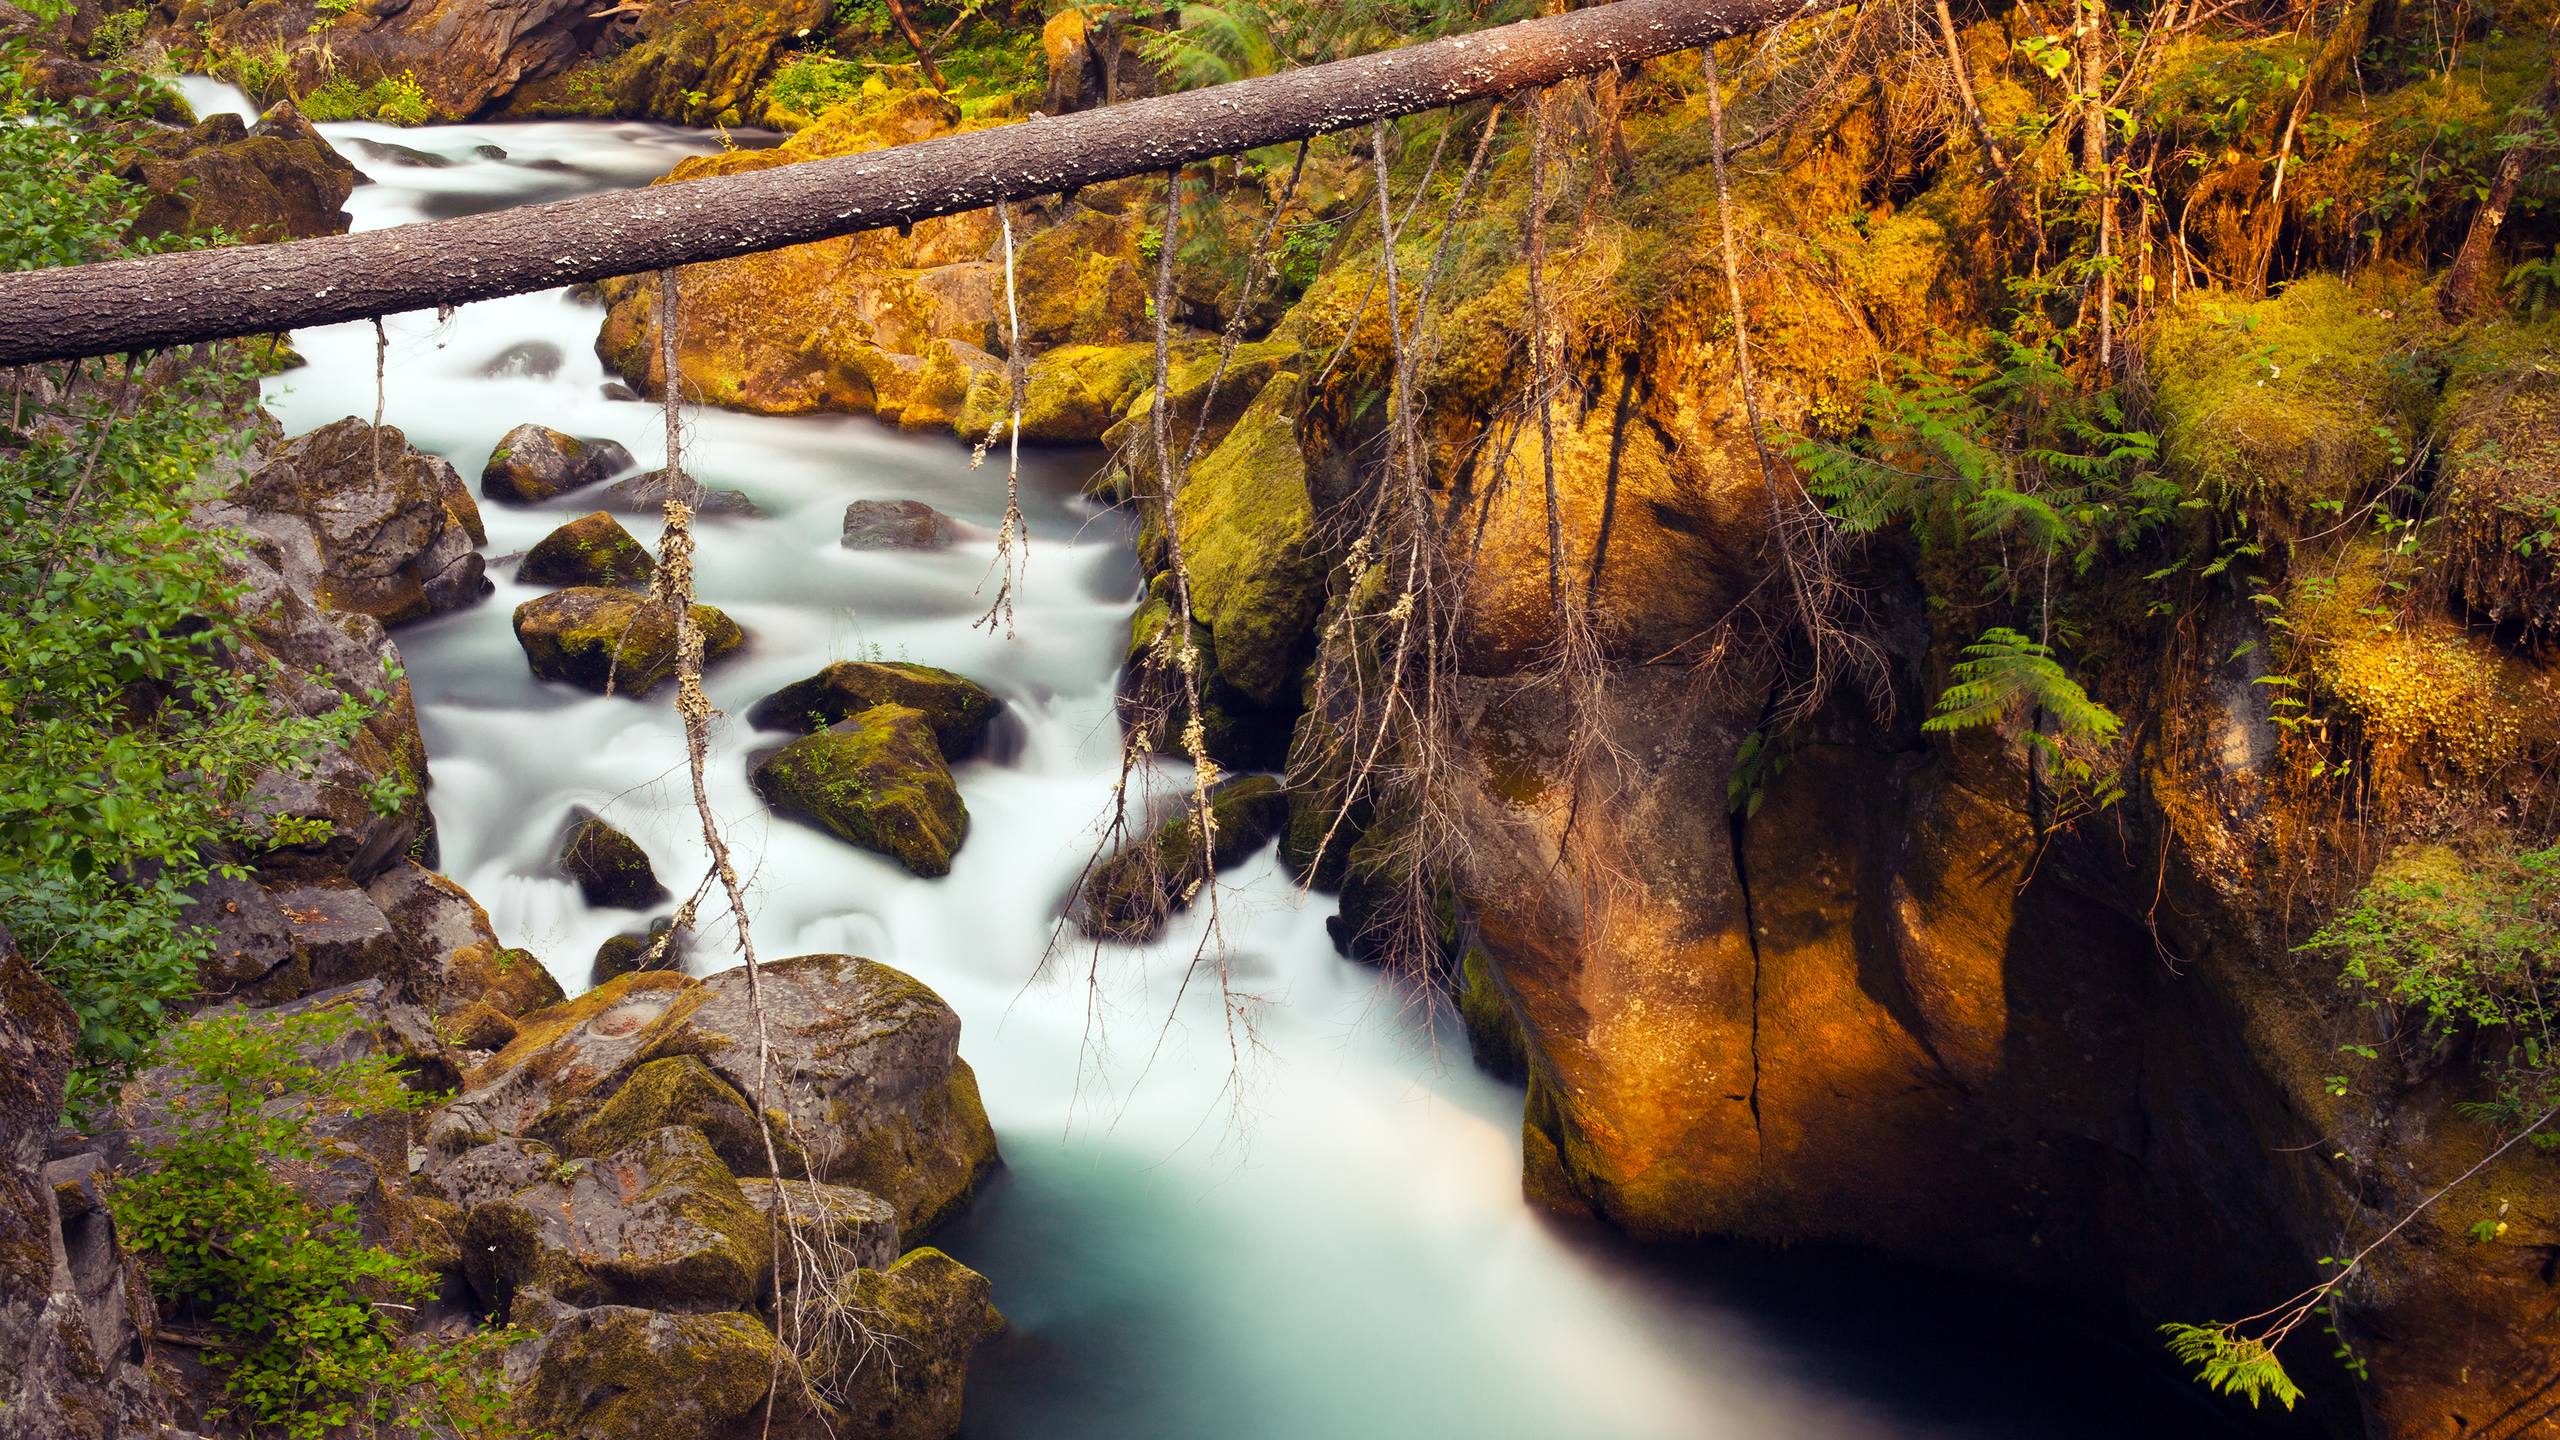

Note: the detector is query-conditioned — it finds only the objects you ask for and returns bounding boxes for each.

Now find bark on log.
[0,0,1831,365]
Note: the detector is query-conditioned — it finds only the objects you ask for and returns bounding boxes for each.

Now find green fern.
[2159,1323,2305,1412]
[1923,627,2123,750]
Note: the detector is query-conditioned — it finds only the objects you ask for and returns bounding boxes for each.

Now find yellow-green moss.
[1174,371,1320,705]
[2149,275,2437,520]
[749,704,968,876]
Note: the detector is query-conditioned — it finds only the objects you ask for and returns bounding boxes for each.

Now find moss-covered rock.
[597,467,763,518]
[444,970,702,1145]
[2148,276,2438,524]
[521,510,655,588]
[550,1054,802,1180]
[738,1177,899,1274]
[1165,372,1321,706]
[1457,943,1528,1083]
[749,706,969,876]
[463,1124,773,1314]
[120,100,357,243]
[820,1249,1003,1440]
[632,954,998,1237]
[1075,775,1288,939]
[558,813,668,909]
[746,662,1001,758]
[592,916,687,988]
[441,999,520,1051]
[955,341,1156,442]
[517,1304,780,1440]
[512,587,744,697]
[481,423,633,504]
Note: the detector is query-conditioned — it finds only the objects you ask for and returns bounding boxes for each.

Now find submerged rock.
[1075,775,1288,940]
[841,498,959,550]
[557,813,667,909]
[749,706,969,876]
[512,587,743,697]
[520,510,655,587]
[481,423,633,504]
[597,467,763,518]
[746,662,1001,758]
[238,416,488,625]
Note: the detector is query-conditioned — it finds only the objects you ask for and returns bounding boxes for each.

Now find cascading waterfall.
[211,79,2250,1438]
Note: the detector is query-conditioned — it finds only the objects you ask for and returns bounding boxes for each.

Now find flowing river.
[189,78,2257,1439]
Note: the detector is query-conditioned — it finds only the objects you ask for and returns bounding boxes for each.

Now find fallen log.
[0,0,1829,365]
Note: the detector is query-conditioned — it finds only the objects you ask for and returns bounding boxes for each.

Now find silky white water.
[212,84,2244,1439]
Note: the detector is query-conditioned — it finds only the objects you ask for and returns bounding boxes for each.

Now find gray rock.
[238,416,488,626]
[558,813,667,909]
[841,498,959,550]
[461,1125,771,1314]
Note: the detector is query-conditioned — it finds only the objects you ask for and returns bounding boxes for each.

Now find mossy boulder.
[558,813,668,909]
[956,341,1156,442]
[121,101,357,243]
[517,1305,781,1440]
[2148,276,2437,525]
[513,587,744,697]
[1075,775,1288,940]
[441,1000,520,1051]
[481,423,633,504]
[521,511,655,588]
[738,1177,899,1273]
[1458,944,1529,1083]
[750,706,969,876]
[591,916,687,988]
[550,1054,802,1180]
[462,1124,773,1314]
[746,662,1002,758]
[449,957,996,1239]
[633,954,998,1237]
[842,498,960,550]
[821,1249,1004,1440]
[239,416,488,625]
[1162,372,1321,706]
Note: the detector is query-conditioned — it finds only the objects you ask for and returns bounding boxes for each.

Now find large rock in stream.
[441,955,996,1237]
[746,661,1001,757]
[749,706,969,877]
[513,587,743,696]
[481,424,633,504]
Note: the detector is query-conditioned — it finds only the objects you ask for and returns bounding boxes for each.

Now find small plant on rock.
[109,1007,530,1439]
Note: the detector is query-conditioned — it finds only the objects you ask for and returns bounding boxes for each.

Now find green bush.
[0,57,399,1091]
[302,71,433,125]
[109,1008,525,1439]
[2300,842,2560,1131]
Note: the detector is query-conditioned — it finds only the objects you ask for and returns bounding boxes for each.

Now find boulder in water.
[1076,775,1288,940]
[746,661,1000,759]
[557,813,667,908]
[749,706,968,876]
[800,1249,1003,1440]
[521,510,655,587]
[237,416,488,625]
[512,587,742,697]
[121,100,358,242]
[591,915,686,988]
[841,498,959,550]
[599,467,763,518]
[481,423,633,504]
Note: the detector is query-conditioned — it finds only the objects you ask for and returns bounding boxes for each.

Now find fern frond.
[2159,1324,2304,1412]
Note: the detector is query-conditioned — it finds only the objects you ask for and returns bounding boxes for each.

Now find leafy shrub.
[0,58,398,1090]
[2300,842,2560,1130]
[110,1008,525,1439]
[302,71,433,125]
